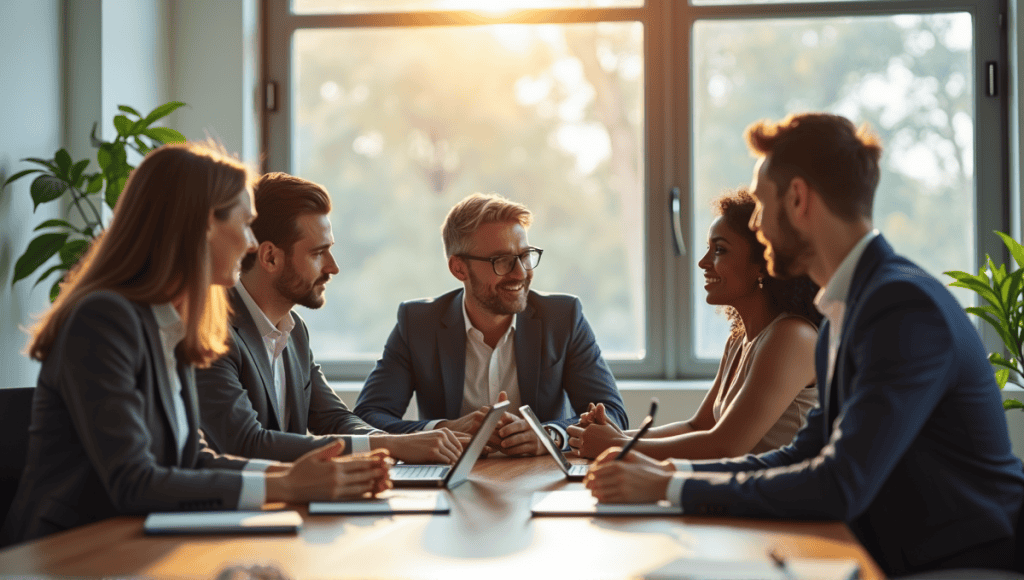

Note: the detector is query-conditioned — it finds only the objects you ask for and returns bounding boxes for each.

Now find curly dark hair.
[712,188,823,337]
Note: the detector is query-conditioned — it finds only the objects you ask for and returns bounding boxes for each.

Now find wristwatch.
[542,425,564,448]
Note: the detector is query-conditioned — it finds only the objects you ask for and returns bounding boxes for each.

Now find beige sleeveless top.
[712,312,819,454]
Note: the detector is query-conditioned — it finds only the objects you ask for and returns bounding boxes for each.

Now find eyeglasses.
[458,247,543,276]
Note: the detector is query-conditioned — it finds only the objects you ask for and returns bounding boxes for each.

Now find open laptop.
[519,404,588,481]
[389,399,510,488]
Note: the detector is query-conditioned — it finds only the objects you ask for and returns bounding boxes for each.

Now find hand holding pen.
[585,398,675,504]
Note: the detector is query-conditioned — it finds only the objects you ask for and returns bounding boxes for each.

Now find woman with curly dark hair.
[568,188,821,460]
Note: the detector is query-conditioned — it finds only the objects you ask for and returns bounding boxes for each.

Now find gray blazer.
[353,289,628,437]
[1,291,248,545]
[195,288,377,462]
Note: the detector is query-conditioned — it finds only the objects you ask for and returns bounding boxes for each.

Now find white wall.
[0,0,62,386]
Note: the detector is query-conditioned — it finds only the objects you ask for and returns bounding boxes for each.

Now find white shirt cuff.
[425,419,444,431]
[349,435,371,454]
[237,471,266,509]
[666,472,687,508]
[670,459,693,472]
[243,459,276,472]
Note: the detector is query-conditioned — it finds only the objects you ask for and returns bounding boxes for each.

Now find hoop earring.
[757,276,764,289]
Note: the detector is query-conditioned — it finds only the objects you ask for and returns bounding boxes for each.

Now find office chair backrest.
[0,387,35,531]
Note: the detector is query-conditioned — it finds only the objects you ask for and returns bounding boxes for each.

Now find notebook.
[389,399,510,488]
[309,489,450,515]
[643,556,860,580]
[531,489,681,516]
[143,510,302,535]
[519,404,589,481]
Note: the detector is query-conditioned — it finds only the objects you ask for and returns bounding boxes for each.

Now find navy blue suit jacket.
[678,235,1024,576]
[353,289,627,437]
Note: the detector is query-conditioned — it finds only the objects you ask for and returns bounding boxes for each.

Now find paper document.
[143,510,302,535]
[644,557,859,580]
[309,489,450,515]
[530,489,681,516]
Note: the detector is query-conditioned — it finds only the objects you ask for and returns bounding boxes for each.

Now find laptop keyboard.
[392,464,449,479]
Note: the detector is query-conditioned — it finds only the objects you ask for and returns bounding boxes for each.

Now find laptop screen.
[519,404,573,474]
[444,399,511,488]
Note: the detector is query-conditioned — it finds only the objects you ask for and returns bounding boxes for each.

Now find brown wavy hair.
[713,188,823,337]
[27,141,254,367]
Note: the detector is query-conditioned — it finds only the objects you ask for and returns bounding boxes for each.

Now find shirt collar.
[151,303,186,348]
[461,292,517,336]
[236,281,295,339]
[814,229,880,317]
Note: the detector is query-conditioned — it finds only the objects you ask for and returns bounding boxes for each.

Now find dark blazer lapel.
[438,290,467,419]
[815,320,832,440]
[833,235,891,409]
[282,335,306,434]
[515,298,541,410]
[178,362,200,467]
[138,303,184,464]
[229,288,285,429]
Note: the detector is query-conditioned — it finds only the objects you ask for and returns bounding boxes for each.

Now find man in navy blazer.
[196,173,465,465]
[354,193,627,455]
[584,113,1024,576]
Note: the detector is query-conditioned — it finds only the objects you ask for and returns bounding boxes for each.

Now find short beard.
[275,258,329,310]
[467,268,530,316]
[765,207,811,280]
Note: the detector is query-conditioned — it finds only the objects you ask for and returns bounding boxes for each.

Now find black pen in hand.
[614,398,658,461]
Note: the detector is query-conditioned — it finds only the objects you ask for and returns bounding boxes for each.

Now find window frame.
[262,0,1010,381]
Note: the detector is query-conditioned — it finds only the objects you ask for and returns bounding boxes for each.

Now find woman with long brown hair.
[2,142,391,545]
[567,188,821,460]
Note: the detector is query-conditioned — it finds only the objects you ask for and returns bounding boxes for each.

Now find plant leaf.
[142,127,186,144]
[118,104,141,117]
[90,122,103,148]
[12,232,69,285]
[995,231,1024,270]
[965,307,1014,351]
[30,175,68,209]
[59,239,90,266]
[49,279,61,303]
[950,278,1001,309]
[97,144,112,172]
[989,352,1019,373]
[113,114,133,137]
[23,157,59,173]
[105,175,127,209]
[86,173,104,194]
[1004,398,1024,411]
[143,101,186,125]
[32,263,67,289]
[69,158,90,187]
[54,149,72,179]
[995,368,1010,389]
[3,168,44,188]
[133,136,151,155]
[33,218,75,232]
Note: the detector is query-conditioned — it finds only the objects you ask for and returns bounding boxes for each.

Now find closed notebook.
[643,557,860,580]
[309,489,450,515]
[531,489,681,516]
[143,510,303,535]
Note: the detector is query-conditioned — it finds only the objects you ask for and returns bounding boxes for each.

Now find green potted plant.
[3,101,186,301]
[945,231,1024,411]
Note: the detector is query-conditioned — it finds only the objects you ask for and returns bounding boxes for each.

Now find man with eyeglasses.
[354,192,628,456]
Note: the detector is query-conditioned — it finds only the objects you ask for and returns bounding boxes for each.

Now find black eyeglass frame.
[457,247,544,276]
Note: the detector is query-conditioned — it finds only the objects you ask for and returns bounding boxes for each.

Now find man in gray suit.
[196,173,466,464]
[353,193,628,456]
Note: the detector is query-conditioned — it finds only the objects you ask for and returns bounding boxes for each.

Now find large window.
[264,0,1008,380]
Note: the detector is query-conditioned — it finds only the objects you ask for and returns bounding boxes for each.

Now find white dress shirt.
[425,294,522,430]
[151,303,266,509]
[236,282,371,453]
[664,230,880,508]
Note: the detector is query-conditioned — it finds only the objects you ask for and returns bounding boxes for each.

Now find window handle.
[669,186,686,257]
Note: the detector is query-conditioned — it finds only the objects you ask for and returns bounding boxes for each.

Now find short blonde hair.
[441,192,532,257]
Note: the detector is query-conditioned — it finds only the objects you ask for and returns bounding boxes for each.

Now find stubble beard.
[763,209,811,280]
[468,268,531,316]
[275,258,328,310]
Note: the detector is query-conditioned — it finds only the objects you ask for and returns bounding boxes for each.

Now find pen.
[768,549,795,579]
[614,398,658,461]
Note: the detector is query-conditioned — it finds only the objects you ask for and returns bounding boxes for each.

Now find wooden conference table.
[0,455,884,579]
